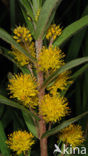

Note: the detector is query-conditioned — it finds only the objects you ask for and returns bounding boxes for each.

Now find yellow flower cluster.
[49,71,72,95]
[35,9,40,21]
[8,73,38,108]
[59,124,84,147]
[40,94,69,122]
[11,42,35,66]
[38,46,65,72]
[6,131,34,155]
[46,24,62,40]
[13,26,32,43]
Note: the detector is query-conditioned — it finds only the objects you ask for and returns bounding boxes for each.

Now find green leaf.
[0,47,31,74]
[2,109,16,129]
[0,121,10,156]
[22,112,38,138]
[54,15,88,47]
[62,64,88,96]
[66,29,86,61]
[42,57,88,88]
[43,9,56,39]
[72,64,88,79]
[21,8,34,37]
[42,111,88,138]
[35,0,62,39]
[32,0,40,13]
[82,32,88,112]
[66,5,88,61]
[0,29,36,63]
[0,94,39,121]
[20,0,34,20]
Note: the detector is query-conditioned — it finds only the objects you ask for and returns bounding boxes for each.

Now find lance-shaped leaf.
[0,121,10,156]
[0,29,36,63]
[21,8,34,37]
[35,0,63,39]
[22,112,38,138]
[42,57,88,89]
[47,63,88,91]
[62,64,88,96]
[72,64,88,80]
[42,111,88,138]
[32,0,40,14]
[0,94,39,138]
[20,0,34,20]
[0,47,31,74]
[54,15,88,47]
[82,33,88,112]
[66,5,88,61]
[0,94,39,121]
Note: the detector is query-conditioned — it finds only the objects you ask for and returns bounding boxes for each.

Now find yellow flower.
[8,73,38,108]
[46,24,62,41]
[38,46,65,72]
[13,26,32,43]
[59,124,84,147]
[39,94,69,123]
[49,71,72,94]
[6,130,35,155]
[10,42,35,66]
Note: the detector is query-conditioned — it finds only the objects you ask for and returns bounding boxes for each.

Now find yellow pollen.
[6,130,35,155]
[8,73,38,108]
[46,24,62,41]
[49,71,73,95]
[59,124,85,147]
[13,26,32,43]
[10,42,35,66]
[38,46,65,72]
[39,94,69,123]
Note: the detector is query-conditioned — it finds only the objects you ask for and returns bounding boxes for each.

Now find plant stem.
[49,37,54,46]
[27,64,34,77]
[35,38,48,156]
